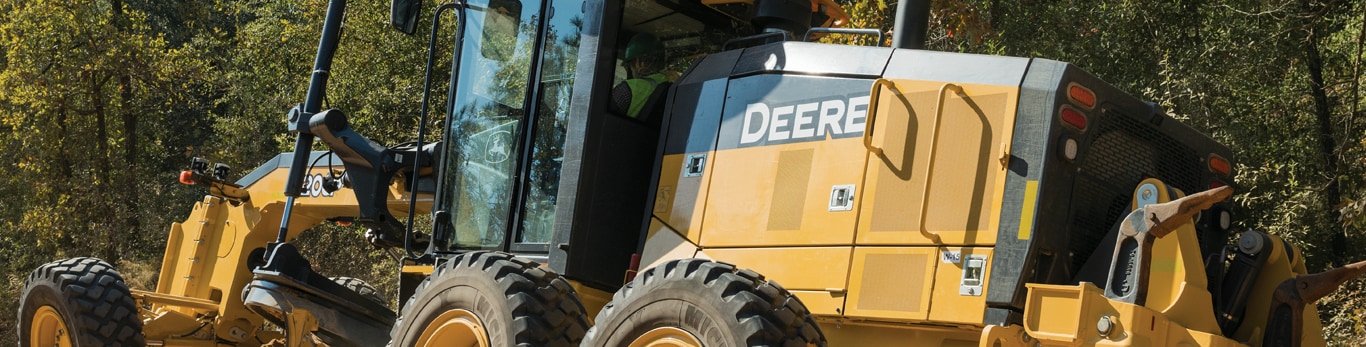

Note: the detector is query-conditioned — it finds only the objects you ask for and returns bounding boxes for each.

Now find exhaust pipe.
[891,0,931,49]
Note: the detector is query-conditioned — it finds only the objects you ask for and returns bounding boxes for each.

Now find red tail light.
[1209,155,1232,177]
[1060,106,1088,131]
[1068,83,1097,109]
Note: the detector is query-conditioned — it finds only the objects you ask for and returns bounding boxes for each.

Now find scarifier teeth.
[1125,186,1233,238]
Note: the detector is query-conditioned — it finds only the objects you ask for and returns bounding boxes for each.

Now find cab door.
[432,0,586,253]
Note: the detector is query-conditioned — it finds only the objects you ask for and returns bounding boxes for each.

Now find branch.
[1217,2,1295,17]
[1345,0,1366,154]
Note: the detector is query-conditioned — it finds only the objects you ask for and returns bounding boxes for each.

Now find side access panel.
[699,74,873,247]
[652,51,741,242]
[844,247,939,320]
[856,79,1019,246]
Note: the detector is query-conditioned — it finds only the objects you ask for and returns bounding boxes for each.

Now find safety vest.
[624,73,671,119]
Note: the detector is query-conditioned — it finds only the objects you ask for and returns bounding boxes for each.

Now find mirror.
[391,0,424,35]
[479,0,523,60]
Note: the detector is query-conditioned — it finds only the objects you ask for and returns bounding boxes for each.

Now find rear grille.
[1067,109,1202,271]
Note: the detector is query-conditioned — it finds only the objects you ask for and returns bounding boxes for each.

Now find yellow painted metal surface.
[818,321,983,347]
[640,218,700,271]
[1016,180,1039,240]
[1024,283,1243,347]
[416,309,490,347]
[856,80,1018,246]
[29,305,72,347]
[790,290,846,316]
[402,265,436,275]
[138,158,433,343]
[154,338,225,347]
[699,137,867,247]
[1133,179,1220,334]
[140,307,204,342]
[704,247,852,291]
[927,247,991,324]
[629,327,704,347]
[979,324,1033,347]
[1232,233,1324,347]
[655,153,714,243]
[570,280,614,325]
[844,247,938,320]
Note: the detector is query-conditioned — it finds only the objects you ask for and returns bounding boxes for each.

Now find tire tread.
[20,257,145,346]
[585,259,825,347]
[389,252,589,346]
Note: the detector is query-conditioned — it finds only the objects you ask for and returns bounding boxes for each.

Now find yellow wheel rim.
[416,309,490,347]
[30,305,72,347]
[629,327,704,347]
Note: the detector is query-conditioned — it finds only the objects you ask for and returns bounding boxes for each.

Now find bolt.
[1097,316,1115,337]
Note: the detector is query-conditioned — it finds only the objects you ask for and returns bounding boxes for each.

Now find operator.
[610,33,675,121]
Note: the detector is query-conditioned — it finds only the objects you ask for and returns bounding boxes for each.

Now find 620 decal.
[302,173,336,198]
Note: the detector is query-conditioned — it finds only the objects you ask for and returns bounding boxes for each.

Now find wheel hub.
[30,305,72,347]
[416,309,490,347]
[629,327,704,347]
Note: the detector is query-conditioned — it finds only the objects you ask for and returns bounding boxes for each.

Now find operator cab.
[414,0,773,289]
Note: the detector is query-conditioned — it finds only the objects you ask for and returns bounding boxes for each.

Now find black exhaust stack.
[892,0,931,49]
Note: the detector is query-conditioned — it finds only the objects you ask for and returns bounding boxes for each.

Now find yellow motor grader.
[18,0,1366,346]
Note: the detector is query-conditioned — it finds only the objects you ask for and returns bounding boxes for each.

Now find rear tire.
[17,257,145,346]
[388,251,589,346]
[583,259,825,347]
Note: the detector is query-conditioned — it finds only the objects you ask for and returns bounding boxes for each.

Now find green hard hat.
[625,33,663,61]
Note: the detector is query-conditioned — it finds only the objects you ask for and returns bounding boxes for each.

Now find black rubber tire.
[583,259,825,347]
[314,276,389,346]
[388,251,589,346]
[17,257,145,346]
[331,276,387,307]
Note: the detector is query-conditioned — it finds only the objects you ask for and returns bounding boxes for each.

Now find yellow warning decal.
[1018,180,1039,240]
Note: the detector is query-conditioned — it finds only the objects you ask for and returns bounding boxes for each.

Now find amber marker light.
[179,171,195,185]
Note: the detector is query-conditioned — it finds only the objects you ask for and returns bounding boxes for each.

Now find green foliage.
[1,0,1365,344]
[0,0,436,341]
[831,0,1366,343]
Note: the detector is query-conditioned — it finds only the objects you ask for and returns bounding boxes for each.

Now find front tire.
[583,259,825,347]
[388,251,589,346]
[18,257,145,346]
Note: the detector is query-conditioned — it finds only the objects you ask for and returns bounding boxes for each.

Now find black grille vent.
[1067,109,1202,271]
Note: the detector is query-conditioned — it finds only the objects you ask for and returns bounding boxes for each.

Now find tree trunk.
[56,103,71,179]
[120,75,140,237]
[90,71,118,263]
[92,71,110,186]
[1304,25,1347,265]
[110,0,136,262]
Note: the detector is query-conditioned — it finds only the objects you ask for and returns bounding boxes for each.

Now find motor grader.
[18,0,1366,346]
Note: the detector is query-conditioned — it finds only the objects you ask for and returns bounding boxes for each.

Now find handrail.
[916,83,965,242]
[405,1,466,260]
[803,28,884,44]
[862,78,896,156]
